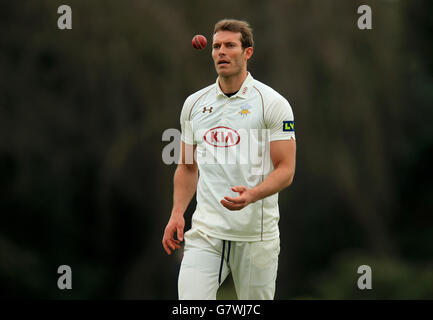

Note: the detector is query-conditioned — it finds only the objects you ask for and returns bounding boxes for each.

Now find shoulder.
[184,83,215,106]
[180,83,215,120]
[251,78,291,108]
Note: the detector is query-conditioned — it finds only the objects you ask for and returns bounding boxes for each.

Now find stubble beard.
[216,60,245,79]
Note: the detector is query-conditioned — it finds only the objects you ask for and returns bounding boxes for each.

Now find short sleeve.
[265,97,296,141]
[180,97,196,145]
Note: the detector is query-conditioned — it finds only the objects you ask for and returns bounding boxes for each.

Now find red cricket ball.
[192,35,207,50]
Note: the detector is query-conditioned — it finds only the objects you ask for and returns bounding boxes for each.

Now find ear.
[244,47,253,61]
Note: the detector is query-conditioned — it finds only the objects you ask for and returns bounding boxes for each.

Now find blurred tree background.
[0,0,432,299]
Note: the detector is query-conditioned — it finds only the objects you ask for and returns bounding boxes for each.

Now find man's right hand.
[162,214,185,255]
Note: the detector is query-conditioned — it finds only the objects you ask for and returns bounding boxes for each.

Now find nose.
[218,45,227,56]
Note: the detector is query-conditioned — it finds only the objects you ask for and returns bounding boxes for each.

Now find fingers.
[220,199,245,211]
[224,185,248,204]
[232,185,247,193]
[162,221,184,255]
[163,237,181,255]
[223,196,243,204]
[223,186,252,211]
[177,225,184,242]
[162,230,173,255]
[169,240,181,250]
[162,239,171,255]
[162,227,175,255]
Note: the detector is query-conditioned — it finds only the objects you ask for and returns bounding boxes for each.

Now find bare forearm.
[220,140,296,211]
[251,165,294,202]
[172,165,198,216]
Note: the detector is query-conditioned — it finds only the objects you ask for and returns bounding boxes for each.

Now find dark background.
[0,0,432,299]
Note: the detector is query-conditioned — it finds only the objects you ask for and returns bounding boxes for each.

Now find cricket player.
[162,19,296,300]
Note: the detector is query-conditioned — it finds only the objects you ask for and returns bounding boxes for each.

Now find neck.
[218,70,248,94]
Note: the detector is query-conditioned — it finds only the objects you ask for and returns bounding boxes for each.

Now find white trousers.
[178,228,280,300]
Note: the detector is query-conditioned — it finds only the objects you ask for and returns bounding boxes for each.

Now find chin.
[217,70,231,77]
[216,68,236,78]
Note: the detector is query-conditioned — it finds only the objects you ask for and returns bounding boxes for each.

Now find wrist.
[250,187,261,203]
[171,209,185,218]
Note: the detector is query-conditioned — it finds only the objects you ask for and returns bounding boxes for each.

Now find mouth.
[217,60,230,66]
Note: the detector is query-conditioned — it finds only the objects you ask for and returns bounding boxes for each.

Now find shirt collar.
[215,72,254,99]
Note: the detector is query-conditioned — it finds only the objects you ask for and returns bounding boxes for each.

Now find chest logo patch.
[204,126,240,148]
[239,104,251,117]
[203,107,213,113]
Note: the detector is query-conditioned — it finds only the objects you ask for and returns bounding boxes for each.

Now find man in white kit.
[162,19,296,300]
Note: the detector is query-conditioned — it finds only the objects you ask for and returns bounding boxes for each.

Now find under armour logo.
[203,107,213,113]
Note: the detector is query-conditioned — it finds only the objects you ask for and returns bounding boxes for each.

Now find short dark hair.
[213,19,254,49]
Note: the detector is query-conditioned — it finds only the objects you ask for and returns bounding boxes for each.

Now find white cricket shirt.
[180,72,295,241]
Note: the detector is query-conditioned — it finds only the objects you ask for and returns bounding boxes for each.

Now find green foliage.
[310,252,433,299]
[0,0,432,299]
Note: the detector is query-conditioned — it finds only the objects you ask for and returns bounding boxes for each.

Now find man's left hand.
[220,186,257,211]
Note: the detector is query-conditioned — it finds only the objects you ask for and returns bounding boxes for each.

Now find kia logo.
[203,126,240,147]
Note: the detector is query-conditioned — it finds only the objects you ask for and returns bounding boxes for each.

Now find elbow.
[284,170,295,188]
[178,161,198,172]
[274,161,295,189]
[286,175,294,188]
[288,175,294,187]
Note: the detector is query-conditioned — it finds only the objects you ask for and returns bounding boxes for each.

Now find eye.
[213,44,220,49]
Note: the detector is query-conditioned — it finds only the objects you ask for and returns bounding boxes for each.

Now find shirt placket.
[222,96,231,122]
